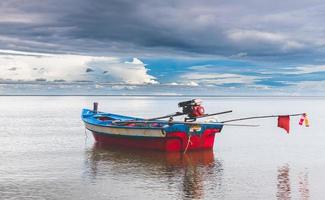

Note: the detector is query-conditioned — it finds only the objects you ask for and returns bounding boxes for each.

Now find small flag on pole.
[299,113,310,127]
[278,115,290,133]
[304,114,309,127]
[299,114,305,125]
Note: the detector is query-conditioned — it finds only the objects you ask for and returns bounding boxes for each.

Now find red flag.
[278,115,290,133]
[298,114,305,125]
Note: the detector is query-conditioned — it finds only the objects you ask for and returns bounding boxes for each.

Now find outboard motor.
[178,99,205,121]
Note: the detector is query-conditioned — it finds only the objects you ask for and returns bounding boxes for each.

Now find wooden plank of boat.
[84,122,166,138]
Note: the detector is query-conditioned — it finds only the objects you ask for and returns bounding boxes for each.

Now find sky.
[1,0,325,95]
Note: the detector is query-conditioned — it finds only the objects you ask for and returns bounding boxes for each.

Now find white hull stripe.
[85,123,166,138]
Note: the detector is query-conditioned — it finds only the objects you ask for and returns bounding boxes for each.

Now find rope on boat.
[183,134,192,154]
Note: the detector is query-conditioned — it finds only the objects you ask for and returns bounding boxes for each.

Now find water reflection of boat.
[276,165,310,200]
[84,143,223,199]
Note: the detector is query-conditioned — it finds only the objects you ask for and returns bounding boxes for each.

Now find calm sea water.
[0,96,324,200]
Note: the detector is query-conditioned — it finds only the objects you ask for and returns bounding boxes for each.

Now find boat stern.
[163,123,223,151]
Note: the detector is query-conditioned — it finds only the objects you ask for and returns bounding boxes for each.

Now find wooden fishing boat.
[82,99,307,152]
[82,111,223,152]
[82,99,225,152]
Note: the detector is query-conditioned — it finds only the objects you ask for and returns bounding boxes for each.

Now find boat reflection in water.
[84,143,224,199]
[276,164,310,200]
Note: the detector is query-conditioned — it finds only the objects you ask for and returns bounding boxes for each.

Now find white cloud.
[181,72,260,85]
[87,57,158,84]
[166,82,179,86]
[164,81,199,87]
[284,80,325,94]
[229,52,248,58]
[0,35,60,49]
[111,85,137,90]
[0,13,44,24]
[229,30,284,42]
[189,64,215,71]
[184,81,199,86]
[0,50,158,84]
[284,65,325,74]
[259,64,325,75]
[228,30,304,51]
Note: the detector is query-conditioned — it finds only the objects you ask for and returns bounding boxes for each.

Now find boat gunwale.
[81,109,223,132]
[83,120,166,130]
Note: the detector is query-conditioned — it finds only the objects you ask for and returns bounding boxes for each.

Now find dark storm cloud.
[1,0,325,61]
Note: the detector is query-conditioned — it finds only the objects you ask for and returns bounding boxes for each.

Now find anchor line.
[183,134,192,154]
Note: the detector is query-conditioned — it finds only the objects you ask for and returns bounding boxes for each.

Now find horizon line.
[0,94,325,98]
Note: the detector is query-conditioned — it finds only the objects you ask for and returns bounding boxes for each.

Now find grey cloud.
[86,68,94,73]
[53,79,66,82]
[35,78,47,82]
[0,0,325,62]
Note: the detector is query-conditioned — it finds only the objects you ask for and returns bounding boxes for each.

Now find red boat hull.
[92,128,220,152]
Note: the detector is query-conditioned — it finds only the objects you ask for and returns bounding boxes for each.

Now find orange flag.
[278,115,290,133]
[304,114,310,127]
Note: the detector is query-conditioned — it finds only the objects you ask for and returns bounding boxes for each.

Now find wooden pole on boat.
[221,113,304,123]
[195,110,233,119]
[112,119,259,127]
[146,112,185,121]
[93,102,98,113]
[146,110,233,121]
